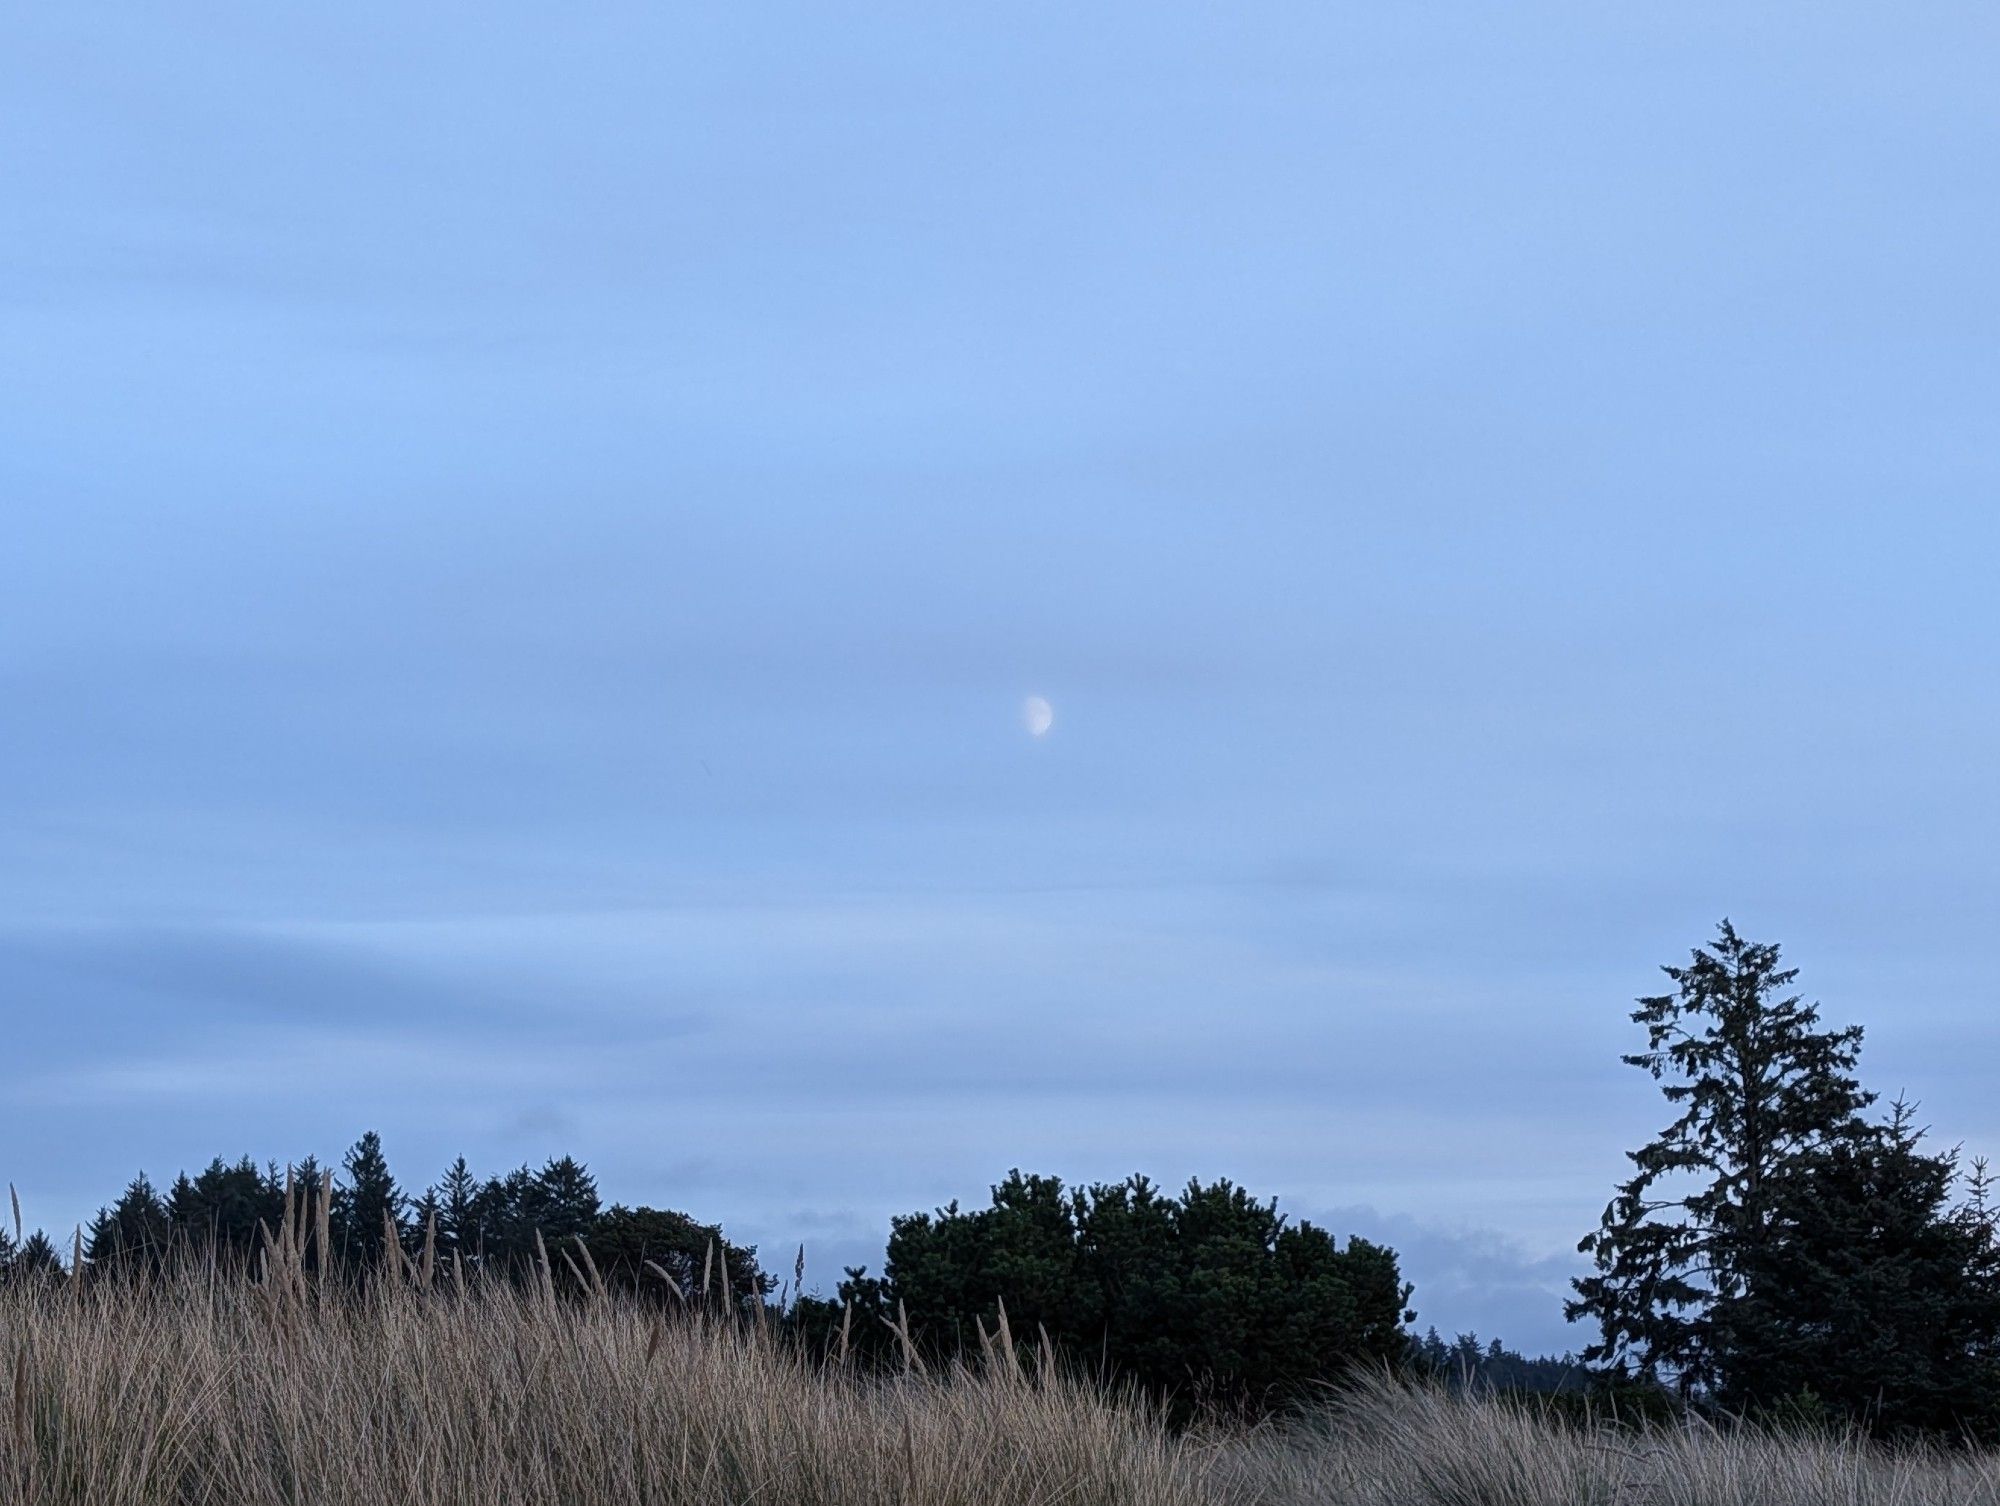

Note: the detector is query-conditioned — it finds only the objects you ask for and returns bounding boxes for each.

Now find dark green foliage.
[86,1161,337,1274]
[464,1156,603,1271]
[168,1156,285,1258]
[8,1230,66,1282]
[85,1173,174,1274]
[819,1170,1412,1415]
[468,1166,537,1264]
[330,1131,407,1263]
[414,1155,481,1261]
[890,1172,1087,1349]
[1570,921,1875,1395]
[75,1137,767,1308]
[527,1155,601,1244]
[1724,1100,2000,1436]
[412,1152,478,1256]
[290,1155,328,1206]
[791,1266,894,1361]
[587,1204,770,1310]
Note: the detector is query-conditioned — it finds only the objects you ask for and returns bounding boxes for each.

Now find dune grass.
[1225,1376,2000,1506]
[0,1263,1218,1506]
[5,1221,2000,1504]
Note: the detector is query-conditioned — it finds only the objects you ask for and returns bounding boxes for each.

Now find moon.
[1023,695,1055,738]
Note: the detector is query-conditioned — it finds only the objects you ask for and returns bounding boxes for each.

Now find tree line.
[3,1146,1415,1418]
[5,918,1998,1435]
[11,1137,767,1308]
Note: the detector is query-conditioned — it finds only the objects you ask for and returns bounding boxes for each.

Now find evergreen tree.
[167,1156,282,1258]
[464,1157,602,1271]
[470,1166,540,1267]
[291,1154,328,1199]
[86,1173,173,1274]
[531,1155,601,1244]
[289,1155,330,1230]
[1727,1100,2000,1435]
[9,1230,65,1283]
[330,1131,407,1264]
[1569,922,1875,1395]
[418,1156,481,1261]
[1413,1326,1446,1367]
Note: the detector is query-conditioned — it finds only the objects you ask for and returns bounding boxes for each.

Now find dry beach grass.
[0,1264,1211,1506]
[4,1199,2000,1504]
[1225,1378,2000,1506]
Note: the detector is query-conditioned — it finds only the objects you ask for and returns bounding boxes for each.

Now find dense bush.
[798,1170,1412,1415]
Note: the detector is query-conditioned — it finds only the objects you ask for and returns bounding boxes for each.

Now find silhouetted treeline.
[1408,1328,1587,1394]
[10,919,2000,1438]
[60,1132,766,1310]
[5,1146,1420,1420]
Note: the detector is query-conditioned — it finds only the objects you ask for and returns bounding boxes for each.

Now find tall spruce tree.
[417,1156,482,1261]
[331,1131,407,1264]
[531,1155,601,1244]
[9,1230,65,1283]
[1568,921,1875,1395]
[85,1173,173,1274]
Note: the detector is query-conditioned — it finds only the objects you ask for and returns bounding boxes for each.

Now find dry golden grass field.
[7,1239,2000,1506]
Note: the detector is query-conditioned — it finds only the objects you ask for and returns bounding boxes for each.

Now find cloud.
[1302,1205,1588,1358]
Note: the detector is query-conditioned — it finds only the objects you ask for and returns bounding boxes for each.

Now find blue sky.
[5,4,1997,1352]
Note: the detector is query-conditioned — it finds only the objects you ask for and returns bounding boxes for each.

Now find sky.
[4,4,1998,1354]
